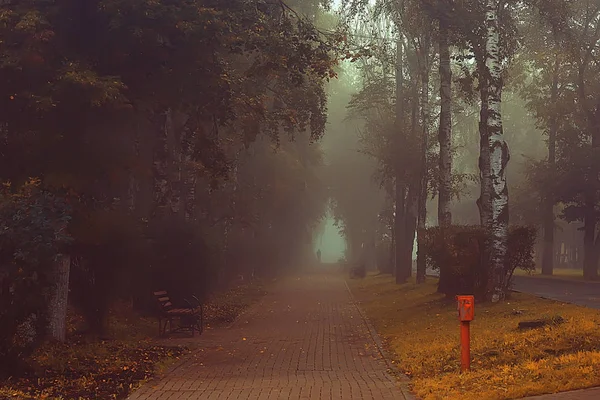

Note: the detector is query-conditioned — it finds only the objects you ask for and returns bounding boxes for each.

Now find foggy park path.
[128,268,413,400]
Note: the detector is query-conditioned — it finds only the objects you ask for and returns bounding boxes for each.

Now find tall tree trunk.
[417,53,430,285]
[483,0,510,303]
[576,45,600,280]
[48,254,71,342]
[128,119,140,214]
[394,182,407,283]
[394,36,407,284]
[402,76,420,281]
[401,183,418,281]
[135,114,155,221]
[474,64,492,299]
[390,209,396,276]
[583,200,599,280]
[583,122,599,280]
[434,1,453,295]
[590,111,600,280]
[168,110,189,217]
[182,127,198,221]
[222,151,242,284]
[154,109,189,219]
[416,179,427,284]
[541,53,559,276]
[477,78,491,228]
[153,109,171,218]
[438,20,453,228]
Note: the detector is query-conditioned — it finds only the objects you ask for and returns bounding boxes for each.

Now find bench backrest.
[153,290,173,313]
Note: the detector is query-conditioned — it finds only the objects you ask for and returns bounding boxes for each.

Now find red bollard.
[460,320,470,371]
[456,295,475,372]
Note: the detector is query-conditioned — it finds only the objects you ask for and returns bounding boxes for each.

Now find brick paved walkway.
[128,270,413,400]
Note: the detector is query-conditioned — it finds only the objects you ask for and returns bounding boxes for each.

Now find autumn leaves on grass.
[0,280,267,400]
[349,274,600,400]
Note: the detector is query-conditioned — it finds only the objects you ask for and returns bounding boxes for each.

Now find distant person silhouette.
[316,249,322,263]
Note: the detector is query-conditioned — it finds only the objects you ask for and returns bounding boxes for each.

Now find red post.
[456,295,474,373]
[460,320,470,372]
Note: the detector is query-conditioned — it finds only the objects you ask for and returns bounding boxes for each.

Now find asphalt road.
[419,266,600,309]
[512,275,600,309]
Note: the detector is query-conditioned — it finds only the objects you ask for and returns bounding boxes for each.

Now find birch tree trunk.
[483,0,510,303]
[541,52,559,276]
[477,76,491,229]
[438,20,453,228]
[48,254,71,342]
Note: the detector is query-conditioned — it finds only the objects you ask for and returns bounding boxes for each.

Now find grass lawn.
[0,279,267,400]
[203,279,268,328]
[349,273,600,400]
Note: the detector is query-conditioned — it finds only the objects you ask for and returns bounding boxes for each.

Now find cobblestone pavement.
[128,269,413,400]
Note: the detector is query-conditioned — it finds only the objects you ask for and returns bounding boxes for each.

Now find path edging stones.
[344,279,416,400]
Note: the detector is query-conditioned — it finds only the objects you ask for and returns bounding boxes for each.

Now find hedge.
[422,225,536,300]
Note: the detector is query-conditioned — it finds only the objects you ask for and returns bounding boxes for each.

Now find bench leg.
[159,318,169,337]
[199,309,203,334]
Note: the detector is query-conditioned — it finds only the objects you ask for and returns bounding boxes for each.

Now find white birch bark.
[484,0,510,303]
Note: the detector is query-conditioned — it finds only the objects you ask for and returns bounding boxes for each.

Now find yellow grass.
[349,274,600,400]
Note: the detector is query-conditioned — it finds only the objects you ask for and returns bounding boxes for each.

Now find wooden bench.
[153,290,203,337]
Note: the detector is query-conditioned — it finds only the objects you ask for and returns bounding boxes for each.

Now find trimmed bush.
[422,225,536,300]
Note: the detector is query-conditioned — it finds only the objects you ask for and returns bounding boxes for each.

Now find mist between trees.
[0,0,597,381]
[325,0,599,299]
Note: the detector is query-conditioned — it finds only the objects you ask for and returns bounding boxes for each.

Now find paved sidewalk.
[512,275,600,309]
[522,387,600,399]
[128,270,412,400]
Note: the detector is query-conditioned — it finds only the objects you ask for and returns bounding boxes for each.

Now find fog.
[2,1,600,393]
[312,0,594,279]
